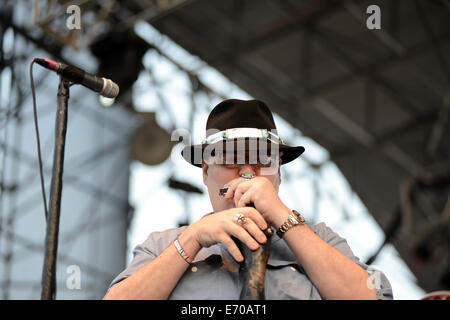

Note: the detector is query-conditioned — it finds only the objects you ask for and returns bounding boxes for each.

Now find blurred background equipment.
[130,112,175,166]
[0,0,449,298]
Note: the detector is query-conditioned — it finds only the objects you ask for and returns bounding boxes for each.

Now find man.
[104,99,393,300]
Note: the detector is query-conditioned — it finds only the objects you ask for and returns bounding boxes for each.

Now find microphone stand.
[236,203,272,300]
[219,187,273,299]
[41,76,70,300]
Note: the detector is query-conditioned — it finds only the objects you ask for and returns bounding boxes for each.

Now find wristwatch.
[276,209,306,238]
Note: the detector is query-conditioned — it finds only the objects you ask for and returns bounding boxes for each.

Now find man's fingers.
[239,217,267,244]
[241,207,267,230]
[228,222,261,251]
[223,179,251,200]
[220,234,244,262]
[230,210,267,244]
[233,182,253,208]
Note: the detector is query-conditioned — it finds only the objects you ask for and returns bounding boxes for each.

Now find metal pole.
[41,76,70,300]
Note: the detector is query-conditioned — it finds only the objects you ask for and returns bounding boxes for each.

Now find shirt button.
[191,266,198,272]
[290,267,296,272]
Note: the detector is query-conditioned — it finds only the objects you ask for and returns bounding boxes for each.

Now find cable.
[29,59,48,221]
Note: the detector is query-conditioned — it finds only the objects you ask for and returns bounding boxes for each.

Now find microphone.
[34,58,119,98]
[238,202,272,300]
[219,185,272,300]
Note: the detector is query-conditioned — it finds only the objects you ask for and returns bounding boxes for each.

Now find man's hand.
[185,207,268,262]
[222,176,290,228]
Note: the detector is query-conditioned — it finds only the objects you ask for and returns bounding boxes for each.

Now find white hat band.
[202,128,285,145]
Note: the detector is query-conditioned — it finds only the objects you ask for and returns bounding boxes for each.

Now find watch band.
[277,209,306,238]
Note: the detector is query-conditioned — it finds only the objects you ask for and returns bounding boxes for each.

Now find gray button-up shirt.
[107,222,393,300]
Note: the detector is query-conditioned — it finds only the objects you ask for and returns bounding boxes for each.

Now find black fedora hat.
[181,99,305,167]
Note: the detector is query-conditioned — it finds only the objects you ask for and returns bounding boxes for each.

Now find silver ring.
[241,173,255,180]
[234,213,246,225]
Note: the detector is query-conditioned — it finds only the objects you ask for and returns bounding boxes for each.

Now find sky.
[126,22,426,300]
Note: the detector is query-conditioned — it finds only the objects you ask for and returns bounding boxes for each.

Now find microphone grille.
[101,78,120,98]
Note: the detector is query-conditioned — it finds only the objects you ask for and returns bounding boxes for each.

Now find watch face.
[292,210,305,223]
[277,210,306,238]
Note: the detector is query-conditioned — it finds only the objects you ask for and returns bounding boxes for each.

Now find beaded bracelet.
[173,236,194,264]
